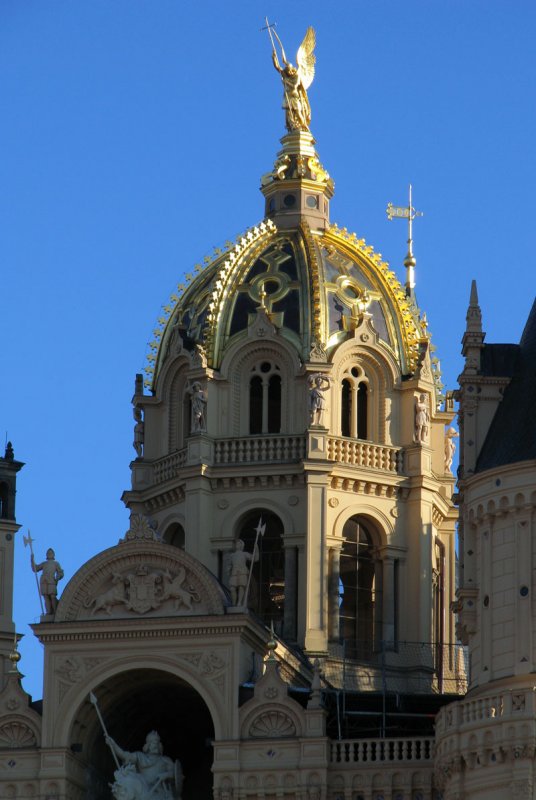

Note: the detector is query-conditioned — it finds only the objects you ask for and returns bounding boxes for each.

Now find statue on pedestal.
[308,373,330,426]
[187,381,207,434]
[106,731,182,800]
[414,393,430,444]
[30,547,64,615]
[133,407,144,458]
[229,539,257,607]
[444,426,459,472]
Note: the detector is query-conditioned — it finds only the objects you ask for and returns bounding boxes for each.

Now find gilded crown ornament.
[263,19,316,132]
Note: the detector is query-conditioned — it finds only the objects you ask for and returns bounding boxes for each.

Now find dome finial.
[263,20,316,133]
[386,184,423,297]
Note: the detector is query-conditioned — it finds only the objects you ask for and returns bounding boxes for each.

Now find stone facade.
[4,42,534,800]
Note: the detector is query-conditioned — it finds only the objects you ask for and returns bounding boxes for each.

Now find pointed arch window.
[249,362,282,434]
[340,365,369,439]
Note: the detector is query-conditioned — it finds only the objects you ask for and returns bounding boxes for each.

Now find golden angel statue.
[269,25,316,132]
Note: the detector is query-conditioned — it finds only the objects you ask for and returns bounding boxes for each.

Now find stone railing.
[214,435,306,465]
[436,686,536,735]
[331,737,434,765]
[327,437,403,473]
[153,449,187,483]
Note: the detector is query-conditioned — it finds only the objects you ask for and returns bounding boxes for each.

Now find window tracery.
[340,365,369,439]
[338,516,382,659]
[249,362,282,435]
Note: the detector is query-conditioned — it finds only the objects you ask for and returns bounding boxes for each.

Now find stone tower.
[0,441,24,688]
[123,96,458,673]
[436,289,536,799]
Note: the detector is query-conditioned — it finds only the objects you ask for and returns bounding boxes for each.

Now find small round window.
[283,194,296,208]
[306,195,318,208]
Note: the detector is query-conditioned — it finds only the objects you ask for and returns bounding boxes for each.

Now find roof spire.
[386,184,423,297]
[462,279,485,370]
[465,279,483,334]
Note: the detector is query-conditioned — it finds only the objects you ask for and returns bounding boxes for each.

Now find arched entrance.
[72,668,215,799]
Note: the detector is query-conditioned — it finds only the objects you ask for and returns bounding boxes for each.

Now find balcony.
[326,436,403,473]
[214,434,306,465]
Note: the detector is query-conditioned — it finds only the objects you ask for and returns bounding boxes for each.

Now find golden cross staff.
[244,517,266,609]
[23,531,44,615]
[386,184,423,294]
[261,17,293,123]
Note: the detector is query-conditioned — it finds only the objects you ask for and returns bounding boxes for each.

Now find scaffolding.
[322,640,468,740]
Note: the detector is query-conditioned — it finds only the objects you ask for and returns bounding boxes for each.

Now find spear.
[23,531,44,615]
[89,691,120,769]
[244,517,266,609]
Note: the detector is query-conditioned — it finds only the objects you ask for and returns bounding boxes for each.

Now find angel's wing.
[296,26,316,90]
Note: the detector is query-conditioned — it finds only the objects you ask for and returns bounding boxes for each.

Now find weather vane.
[386,185,423,296]
[262,17,316,133]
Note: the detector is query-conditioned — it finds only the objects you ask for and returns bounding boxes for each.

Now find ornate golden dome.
[147,213,427,390]
[145,65,429,392]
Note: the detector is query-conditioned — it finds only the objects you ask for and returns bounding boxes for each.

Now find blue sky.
[2,1,535,699]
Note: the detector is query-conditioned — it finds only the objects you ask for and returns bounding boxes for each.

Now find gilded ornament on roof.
[266,22,316,132]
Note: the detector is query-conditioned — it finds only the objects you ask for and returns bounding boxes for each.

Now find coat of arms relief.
[84,564,201,617]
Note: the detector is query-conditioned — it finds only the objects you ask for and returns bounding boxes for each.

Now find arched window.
[339,516,381,659]
[340,366,369,439]
[236,510,285,631]
[164,522,185,549]
[249,362,282,434]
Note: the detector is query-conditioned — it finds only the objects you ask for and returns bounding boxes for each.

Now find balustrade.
[153,449,187,483]
[327,437,403,473]
[214,435,306,464]
[331,737,433,765]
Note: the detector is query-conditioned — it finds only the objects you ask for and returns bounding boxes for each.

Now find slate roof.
[476,298,536,472]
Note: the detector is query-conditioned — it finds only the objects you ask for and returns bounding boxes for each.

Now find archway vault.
[71,667,215,800]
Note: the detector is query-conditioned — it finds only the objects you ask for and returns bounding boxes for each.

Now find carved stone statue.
[308,373,331,426]
[414,393,430,444]
[270,26,316,132]
[187,381,207,434]
[444,427,459,472]
[106,731,182,800]
[229,539,257,607]
[31,548,64,615]
[133,407,144,458]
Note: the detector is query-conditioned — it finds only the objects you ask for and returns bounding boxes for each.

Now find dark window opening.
[357,382,368,439]
[267,375,282,433]
[249,375,263,434]
[341,380,352,437]
[0,482,9,519]
[165,523,185,549]
[238,511,285,632]
[339,517,380,660]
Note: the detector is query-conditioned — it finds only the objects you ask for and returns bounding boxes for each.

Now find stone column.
[283,544,298,641]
